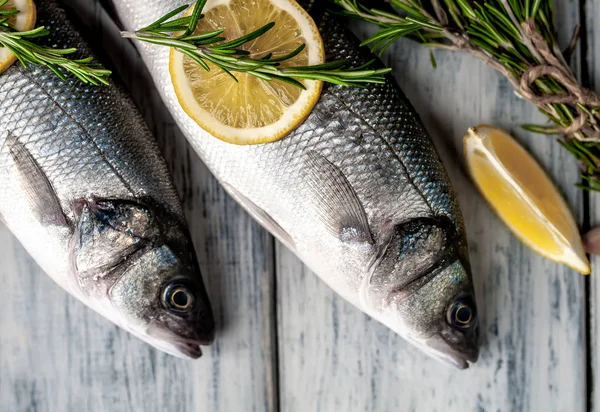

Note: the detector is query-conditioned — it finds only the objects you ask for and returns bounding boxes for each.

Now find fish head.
[368,217,479,369]
[395,260,479,369]
[72,198,214,358]
[108,245,215,358]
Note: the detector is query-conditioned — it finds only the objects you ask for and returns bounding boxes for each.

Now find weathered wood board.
[586,1,600,411]
[0,0,593,411]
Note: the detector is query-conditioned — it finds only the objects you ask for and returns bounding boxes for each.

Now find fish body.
[110,0,479,367]
[0,0,214,358]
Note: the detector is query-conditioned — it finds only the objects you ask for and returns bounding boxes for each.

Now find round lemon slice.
[169,0,325,145]
[464,124,590,274]
[0,0,37,75]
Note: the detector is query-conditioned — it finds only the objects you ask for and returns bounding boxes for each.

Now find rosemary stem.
[0,10,110,84]
[122,1,391,88]
[332,0,600,190]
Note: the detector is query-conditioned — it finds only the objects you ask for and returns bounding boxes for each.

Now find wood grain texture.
[0,0,592,411]
[276,3,587,412]
[585,1,600,410]
[0,2,277,412]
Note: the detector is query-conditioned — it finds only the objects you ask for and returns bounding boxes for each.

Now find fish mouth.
[437,350,476,370]
[147,320,209,359]
[422,333,479,369]
[174,341,203,359]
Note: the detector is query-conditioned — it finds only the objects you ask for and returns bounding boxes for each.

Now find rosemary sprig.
[333,0,600,191]
[0,0,111,85]
[121,0,391,88]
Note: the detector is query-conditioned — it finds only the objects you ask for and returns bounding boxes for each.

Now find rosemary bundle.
[333,0,600,190]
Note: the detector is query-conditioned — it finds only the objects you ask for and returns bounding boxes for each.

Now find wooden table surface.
[0,1,596,411]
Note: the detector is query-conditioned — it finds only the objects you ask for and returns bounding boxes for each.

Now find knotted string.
[517,21,600,140]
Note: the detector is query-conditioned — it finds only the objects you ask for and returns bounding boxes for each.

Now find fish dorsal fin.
[223,183,296,251]
[6,133,68,227]
[305,151,373,244]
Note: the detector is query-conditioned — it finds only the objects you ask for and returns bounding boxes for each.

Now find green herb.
[0,0,111,85]
[332,0,600,190]
[120,0,391,88]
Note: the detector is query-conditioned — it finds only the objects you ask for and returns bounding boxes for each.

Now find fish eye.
[162,283,195,313]
[447,297,476,329]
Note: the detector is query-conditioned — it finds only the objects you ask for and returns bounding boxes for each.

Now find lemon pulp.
[464,125,590,274]
[169,0,324,145]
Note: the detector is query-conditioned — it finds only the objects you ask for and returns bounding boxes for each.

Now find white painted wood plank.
[277,3,586,411]
[0,1,277,411]
[585,1,600,410]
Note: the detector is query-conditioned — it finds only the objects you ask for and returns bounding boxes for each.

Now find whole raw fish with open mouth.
[0,0,214,358]
[109,0,479,368]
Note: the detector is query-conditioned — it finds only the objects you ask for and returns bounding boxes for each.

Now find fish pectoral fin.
[304,151,373,244]
[223,183,296,251]
[7,132,68,227]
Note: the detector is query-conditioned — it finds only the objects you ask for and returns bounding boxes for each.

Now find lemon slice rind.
[0,0,37,75]
[169,0,325,145]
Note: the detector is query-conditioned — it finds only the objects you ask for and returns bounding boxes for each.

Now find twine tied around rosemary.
[517,21,600,140]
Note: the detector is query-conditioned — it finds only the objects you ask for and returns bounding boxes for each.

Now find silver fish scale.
[314,12,461,225]
[0,0,182,220]
[0,0,195,296]
[230,15,459,233]
[0,0,216,357]
[261,90,430,231]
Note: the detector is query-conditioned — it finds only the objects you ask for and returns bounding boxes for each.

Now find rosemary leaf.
[0,8,110,85]
[332,0,600,191]
[121,2,391,89]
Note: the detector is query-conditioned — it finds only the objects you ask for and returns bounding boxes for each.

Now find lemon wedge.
[0,0,36,75]
[169,0,324,145]
[464,124,590,274]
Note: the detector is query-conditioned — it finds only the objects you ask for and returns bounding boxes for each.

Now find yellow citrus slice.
[0,0,37,75]
[464,124,590,274]
[169,0,325,145]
